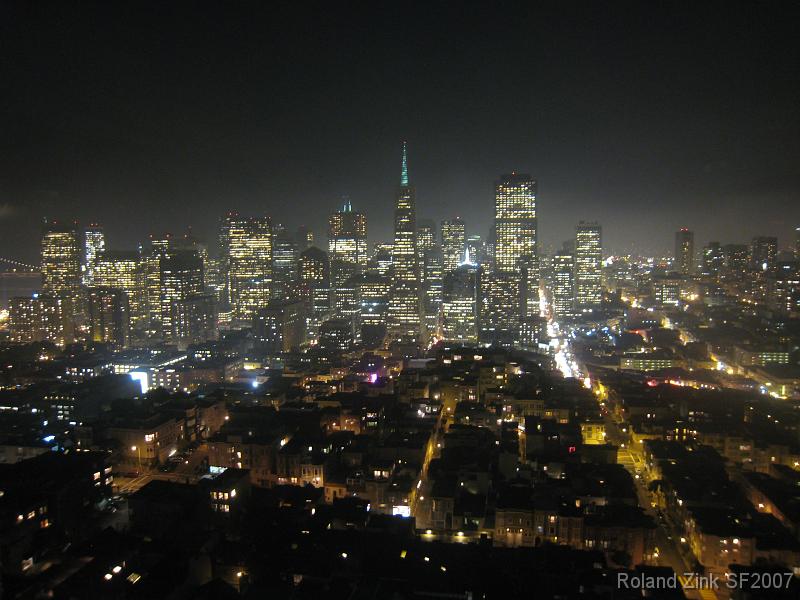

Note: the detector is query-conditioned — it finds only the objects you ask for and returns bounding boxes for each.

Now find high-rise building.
[575,222,602,311]
[272,223,299,300]
[254,299,306,353]
[94,251,146,333]
[494,173,537,278]
[159,251,204,340]
[701,242,725,279]
[298,246,330,339]
[9,294,74,346]
[83,224,105,287]
[41,222,82,300]
[142,234,172,336]
[674,228,694,275]
[441,218,466,272]
[795,226,800,260]
[87,287,130,347]
[328,198,368,296]
[751,236,778,271]
[416,220,441,338]
[358,273,390,348]
[551,250,575,319]
[723,244,749,280]
[479,270,520,347]
[221,213,273,323]
[442,256,480,344]
[465,235,486,266]
[172,293,217,348]
[388,142,422,340]
[368,243,393,278]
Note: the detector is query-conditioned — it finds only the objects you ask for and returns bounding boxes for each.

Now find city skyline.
[2,3,800,261]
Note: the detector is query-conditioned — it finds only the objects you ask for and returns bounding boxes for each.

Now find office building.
[479,270,520,347]
[41,222,82,303]
[94,250,146,332]
[751,236,778,271]
[87,286,130,347]
[328,198,367,299]
[442,256,480,344]
[358,273,390,347]
[701,241,725,279]
[159,251,204,340]
[387,142,422,340]
[441,218,465,272]
[272,223,299,300]
[172,293,217,348]
[575,222,602,311]
[298,246,330,338]
[551,250,575,319]
[494,173,537,278]
[254,299,306,353]
[82,224,105,287]
[220,213,273,323]
[675,228,694,275]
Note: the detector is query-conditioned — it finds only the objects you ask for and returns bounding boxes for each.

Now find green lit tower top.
[400,140,409,187]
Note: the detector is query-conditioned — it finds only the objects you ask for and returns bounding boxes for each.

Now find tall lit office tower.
[93,251,145,333]
[87,287,130,348]
[479,271,520,347]
[298,246,330,337]
[83,224,105,286]
[442,254,480,344]
[272,223,299,300]
[441,218,466,272]
[552,250,575,319]
[358,273,390,348]
[751,236,778,271]
[674,228,694,275]
[702,242,725,279]
[494,173,537,276]
[465,235,485,266]
[417,220,441,337]
[142,234,172,335]
[388,142,422,340]
[795,227,800,260]
[41,222,82,299]
[575,222,602,311]
[221,213,273,323]
[328,198,368,290]
[368,243,393,277]
[159,250,204,340]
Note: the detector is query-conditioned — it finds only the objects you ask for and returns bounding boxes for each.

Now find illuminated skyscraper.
[368,243,393,278]
[41,222,82,299]
[551,250,575,319]
[674,228,694,275]
[751,236,778,271]
[328,198,368,293]
[494,173,537,279]
[272,223,299,300]
[465,235,485,266]
[159,250,204,340]
[795,226,800,260]
[442,254,479,344]
[220,213,273,323]
[417,220,441,338]
[479,270,520,347]
[388,142,422,340]
[142,234,172,335]
[575,222,602,311]
[83,224,105,287]
[298,246,330,338]
[87,286,130,347]
[441,217,465,273]
[94,251,146,332]
[723,244,749,280]
[358,273,390,347]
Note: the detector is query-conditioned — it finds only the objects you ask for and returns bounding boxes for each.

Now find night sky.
[1,1,799,262]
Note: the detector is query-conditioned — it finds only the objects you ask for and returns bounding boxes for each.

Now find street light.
[131,445,142,474]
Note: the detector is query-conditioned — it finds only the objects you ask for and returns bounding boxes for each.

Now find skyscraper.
[479,270,520,347]
[442,254,480,344]
[87,287,130,348]
[94,251,146,333]
[328,198,368,306]
[387,142,422,340]
[575,222,602,311]
[272,223,299,300]
[9,294,74,346]
[298,246,330,339]
[751,236,778,271]
[674,228,694,275]
[701,241,725,279]
[172,293,217,349]
[551,250,575,319]
[83,224,105,287]
[41,222,82,299]
[441,218,466,272]
[494,173,537,278]
[159,250,204,340]
[417,220,442,338]
[221,213,273,323]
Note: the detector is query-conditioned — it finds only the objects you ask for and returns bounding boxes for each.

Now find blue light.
[43,435,55,443]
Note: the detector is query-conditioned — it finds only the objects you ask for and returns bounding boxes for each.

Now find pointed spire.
[341,196,352,212]
[400,141,409,186]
